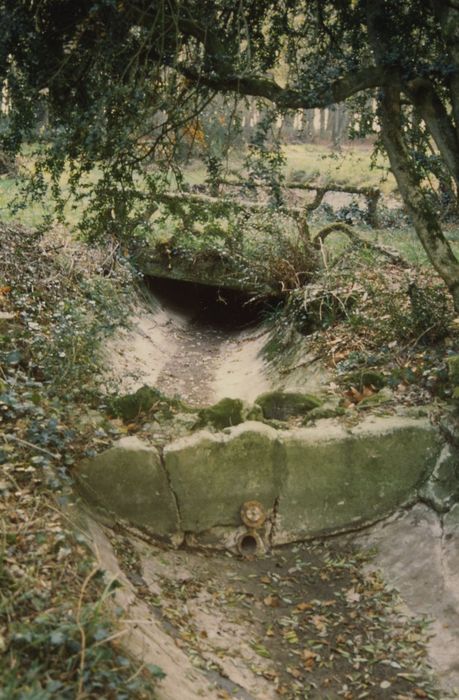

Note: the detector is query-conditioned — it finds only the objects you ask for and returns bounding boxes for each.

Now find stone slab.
[165,422,282,532]
[274,417,441,543]
[75,436,180,536]
[76,417,444,547]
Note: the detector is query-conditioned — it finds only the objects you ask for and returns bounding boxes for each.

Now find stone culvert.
[75,416,442,552]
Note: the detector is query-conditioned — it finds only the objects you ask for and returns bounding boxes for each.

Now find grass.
[1,140,458,268]
[0,176,51,228]
[309,221,459,267]
[180,142,396,193]
[281,142,396,192]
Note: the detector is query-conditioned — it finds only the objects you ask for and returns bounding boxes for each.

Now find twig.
[313,222,410,267]
[318,236,328,270]
[46,503,95,546]
[126,661,147,685]
[2,433,59,460]
[402,324,436,351]
[92,628,129,649]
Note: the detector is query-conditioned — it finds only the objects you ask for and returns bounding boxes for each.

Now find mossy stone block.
[274,418,441,544]
[419,446,459,512]
[255,391,322,421]
[196,397,245,430]
[357,387,393,409]
[75,436,180,536]
[303,405,346,424]
[110,385,163,422]
[165,423,282,532]
[109,385,187,422]
[245,403,264,422]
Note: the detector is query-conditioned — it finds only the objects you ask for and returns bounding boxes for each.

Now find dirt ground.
[86,516,448,700]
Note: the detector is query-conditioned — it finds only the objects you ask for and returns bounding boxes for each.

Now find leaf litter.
[0,223,159,698]
[116,534,446,700]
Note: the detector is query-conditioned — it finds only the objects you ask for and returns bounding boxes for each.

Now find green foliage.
[244,109,286,207]
[447,355,459,386]
[340,370,387,392]
[1,583,158,700]
[148,197,318,295]
[284,249,453,348]
[408,282,451,343]
[1,0,459,308]
[0,224,162,699]
[0,225,133,397]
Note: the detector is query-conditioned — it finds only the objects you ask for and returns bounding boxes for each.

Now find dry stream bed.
[93,276,459,699]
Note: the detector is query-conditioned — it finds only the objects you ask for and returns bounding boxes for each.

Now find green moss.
[196,397,245,430]
[357,387,393,408]
[246,403,264,421]
[255,391,322,421]
[109,385,185,422]
[303,405,346,424]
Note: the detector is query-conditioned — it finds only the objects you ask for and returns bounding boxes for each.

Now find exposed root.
[313,222,410,267]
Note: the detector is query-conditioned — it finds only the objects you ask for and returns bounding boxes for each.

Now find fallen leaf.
[345,587,361,604]
[311,615,327,633]
[287,666,302,679]
[262,669,278,682]
[283,629,299,644]
[303,649,316,660]
[263,594,280,608]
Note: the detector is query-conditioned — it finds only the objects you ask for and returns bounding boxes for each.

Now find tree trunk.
[304,109,315,143]
[332,103,349,151]
[319,109,326,140]
[406,78,459,191]
[433,1,459,144]
[380,85,459,310]
[282,111,295,143]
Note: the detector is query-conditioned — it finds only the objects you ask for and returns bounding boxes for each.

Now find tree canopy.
[1,1,459,306]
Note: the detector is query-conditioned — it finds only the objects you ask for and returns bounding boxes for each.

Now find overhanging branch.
[179,63,389,109]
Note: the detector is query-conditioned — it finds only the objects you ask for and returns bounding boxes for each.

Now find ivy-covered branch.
[179,64,390,110]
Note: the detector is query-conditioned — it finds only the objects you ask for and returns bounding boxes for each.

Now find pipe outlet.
[236,529,266,558]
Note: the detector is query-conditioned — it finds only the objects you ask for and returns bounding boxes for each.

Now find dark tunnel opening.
[145,276,282,330]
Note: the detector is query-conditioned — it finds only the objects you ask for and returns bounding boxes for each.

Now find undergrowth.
[0,224,161,698]
[147,201,318,294]
[265,245,458,405]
